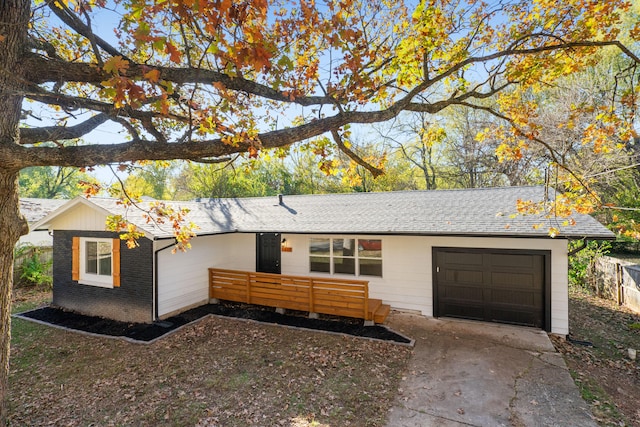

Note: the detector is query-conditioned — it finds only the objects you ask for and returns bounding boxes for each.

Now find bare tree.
[379,113,441,189]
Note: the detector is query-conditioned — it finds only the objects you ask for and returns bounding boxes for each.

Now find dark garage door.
[433,248,548,330]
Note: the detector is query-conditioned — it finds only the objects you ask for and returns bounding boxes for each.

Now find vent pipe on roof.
[278,194,283,205]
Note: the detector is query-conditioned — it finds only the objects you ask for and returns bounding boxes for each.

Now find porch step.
[368,298,382,320]
[373,304,391,324]
[367,299,391,324]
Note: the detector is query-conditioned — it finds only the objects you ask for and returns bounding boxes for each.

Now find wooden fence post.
[246,272,252,304]
[615,263,621,305]
[363,282,369,320]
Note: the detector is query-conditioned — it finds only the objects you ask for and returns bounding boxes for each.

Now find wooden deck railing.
[209,268,371,320]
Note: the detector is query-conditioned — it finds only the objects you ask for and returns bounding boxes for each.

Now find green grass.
[10,289,53,359]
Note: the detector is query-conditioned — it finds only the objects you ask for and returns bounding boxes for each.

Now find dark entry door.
[256,233,281,274]
[433,248,547,329]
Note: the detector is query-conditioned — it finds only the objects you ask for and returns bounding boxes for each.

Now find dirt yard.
[9,289,411,426]
[552,287,640,427]
[10,286,640,426]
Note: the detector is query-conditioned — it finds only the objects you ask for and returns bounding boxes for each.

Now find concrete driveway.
[385,312,596,427]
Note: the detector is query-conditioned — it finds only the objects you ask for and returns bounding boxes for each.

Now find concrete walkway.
[385,312,597,427]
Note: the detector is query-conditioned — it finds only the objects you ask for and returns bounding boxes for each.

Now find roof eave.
[189,228,615,240]
[31,197,159,240]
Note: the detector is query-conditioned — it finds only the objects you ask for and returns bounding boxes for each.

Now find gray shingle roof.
[87,186,613,240]
[20,198,68,224]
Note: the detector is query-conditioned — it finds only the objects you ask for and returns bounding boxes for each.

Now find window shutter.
[112,239,121,287]
[72,237,80,281]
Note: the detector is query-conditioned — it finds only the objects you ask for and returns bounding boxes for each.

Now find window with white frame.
[309,237,382,277]
[79,237,113,287]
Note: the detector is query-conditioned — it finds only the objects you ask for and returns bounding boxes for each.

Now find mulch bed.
[16,301,412,344]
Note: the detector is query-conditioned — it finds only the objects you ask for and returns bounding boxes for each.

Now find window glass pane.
[98,241,111,257]
[359,259,382,277]
[85,241,97,274]
[310,256,330,273]
[358,239,381,258]
[334,239,356,257]
[310,238,330,256]
[97,242,112,276]
[334,257,355,275]
[99,257,112,276]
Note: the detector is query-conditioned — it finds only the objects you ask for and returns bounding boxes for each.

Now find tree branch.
[44,0,128,62]
[79,7,105,67]
[140,117,167,144]
[23,53,334,107]
[5,69,465,169]
[404,80,514,113]
[24,90,189,123]
[331,129,384,177]
[193,156,234,164]
[3,105,401,168]
[19,113,109,144]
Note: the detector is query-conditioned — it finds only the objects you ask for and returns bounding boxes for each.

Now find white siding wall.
[19,230,53,246]
[46,203,109,231]
[153,231,569,333]
[280,234,569,335]
[156,233,255,317]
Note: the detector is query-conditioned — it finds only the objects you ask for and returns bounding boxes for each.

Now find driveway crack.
[509,351,536,426]
[393,404,483,427]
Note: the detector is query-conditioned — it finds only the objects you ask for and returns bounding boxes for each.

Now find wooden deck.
[208,268,391,323]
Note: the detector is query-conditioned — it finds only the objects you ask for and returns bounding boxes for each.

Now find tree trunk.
[0,171,26,423]
[0,0,30,422]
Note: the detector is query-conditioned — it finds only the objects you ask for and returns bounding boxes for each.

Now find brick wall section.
[52,230,154,323]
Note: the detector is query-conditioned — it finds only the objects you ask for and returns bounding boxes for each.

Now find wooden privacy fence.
[209,268,372,320]
[592,256,640,315]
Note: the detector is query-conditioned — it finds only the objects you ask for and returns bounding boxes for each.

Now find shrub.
[568,240,611,290]
[14,243,53,289]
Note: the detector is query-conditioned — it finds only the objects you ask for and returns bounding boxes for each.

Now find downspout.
[568,239,588,256]
[153,239,178,321]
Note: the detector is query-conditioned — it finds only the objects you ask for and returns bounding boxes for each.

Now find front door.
[256,233,281,274]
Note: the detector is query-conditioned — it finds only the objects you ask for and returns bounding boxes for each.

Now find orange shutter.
[112,239,121,287]
[71,237,80,281]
